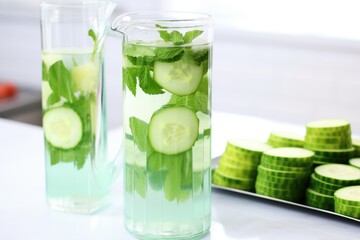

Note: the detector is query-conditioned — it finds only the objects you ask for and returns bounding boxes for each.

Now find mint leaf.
[156,25,203,45]
[170,31,184,45]
[42,61,49,81]
[88,29,97,42]
[186,47,209,65]
[138,67,164,95]
[125,164,146,198]
[123,67,138,96]
[48,60,75,103]
[156,24,172,42]
[127,56,155,67]
[88,29,99,62]
[168,75,209,114]
[159,30,172,42]
[47,93,61,106]
[155,47,184,62]
[183,30,203,44]
[129,117,149,152]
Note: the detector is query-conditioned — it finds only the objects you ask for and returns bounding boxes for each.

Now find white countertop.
[0,112,359,240]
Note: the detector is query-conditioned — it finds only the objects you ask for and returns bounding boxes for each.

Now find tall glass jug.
[112,12,213,239]
[40,1,117,214]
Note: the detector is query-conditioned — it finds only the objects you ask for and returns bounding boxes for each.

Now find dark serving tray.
[211,157,360,223]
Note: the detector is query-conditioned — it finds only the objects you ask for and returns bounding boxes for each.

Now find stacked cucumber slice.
[306,164,360,211]
[304,119,354,165]
[334,185,360,219]
[349,158,360,169]
[213,139,272,191]
[267,131,304,148]
[256,147,314,203]
[352,138,360,157]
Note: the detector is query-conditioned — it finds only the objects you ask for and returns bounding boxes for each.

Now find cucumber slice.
[267,131,304,148]
[153,56,203,96]
[71,62,100,93]
[349,158,360,169]
[314,164,360,185]
[257,165,309,178]
[309,174,343,191]
[261,147,314,167]
[260,160,311,172]
[334,185,360,206]
[335,204,360,218]
[148,105,199,155]
[217,164,257,179]
[212,170,255,191]
[220,155,260,170]
[43,107,83,149]
[227,139,273,154]
[306,119,350,133]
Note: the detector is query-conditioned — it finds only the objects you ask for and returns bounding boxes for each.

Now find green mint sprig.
[48,61,75,105]
[156,24,203,45]
[123,67,164,96]
[88,29,99,62]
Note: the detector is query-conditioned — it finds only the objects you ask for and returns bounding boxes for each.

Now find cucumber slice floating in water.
[153,55,203,95]
[148,105,199,155]
[43,107,83,149]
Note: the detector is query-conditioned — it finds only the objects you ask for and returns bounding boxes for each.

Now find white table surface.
[0,112,359,240]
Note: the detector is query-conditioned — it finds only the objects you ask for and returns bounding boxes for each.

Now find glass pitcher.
[40,1,118,214]
[112,12,213,239]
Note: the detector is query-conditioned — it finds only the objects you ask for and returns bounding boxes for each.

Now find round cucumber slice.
[334,185,360,206]
[227,139,273,154]
[267,131,304,148]
[309,174,343,191]
[217,164,257,179]
[153,55,203,96]
[261,147,314,167]
[212,170,255,191]
[257,165,309,178]
[314,164,360,185]
[306,119,350,132]
[43,107,83,149]
[148,105,199,155]
[349,158,360,169]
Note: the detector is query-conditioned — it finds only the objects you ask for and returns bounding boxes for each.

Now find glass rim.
[112,11,213,32]
[40,0,115,9]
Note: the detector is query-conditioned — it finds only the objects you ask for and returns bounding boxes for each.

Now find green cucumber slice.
[212,170,255,191]
[267,131,304,148]
[257,165,309,178]
[261,147,314,167]
[334,185,360,207]
[148,105,199,155]
[227,139,273,154]
[43,107,83,149]
[349,158,360,169]
[314,164,360,185]
[153,55,203,96]
[306,119,350,134]
[309,174,343,191]
[217,164,257,179]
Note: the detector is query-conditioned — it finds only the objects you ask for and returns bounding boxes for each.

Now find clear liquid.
[42,50,112,213]
[123,41,212,239]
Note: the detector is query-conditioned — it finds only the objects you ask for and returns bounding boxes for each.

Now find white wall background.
[1,0,360,134]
